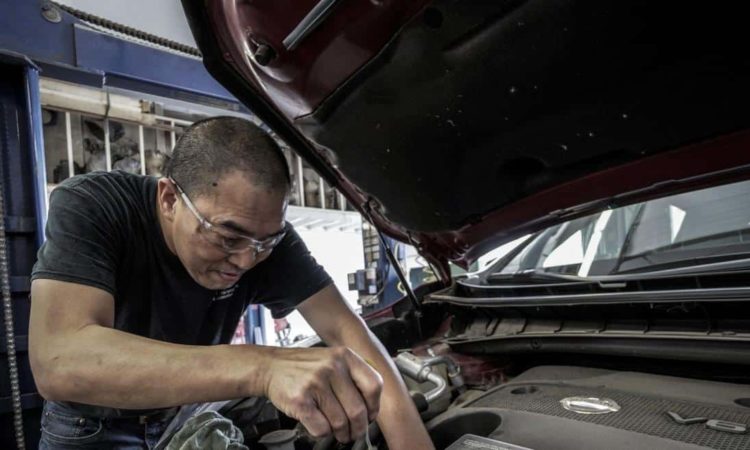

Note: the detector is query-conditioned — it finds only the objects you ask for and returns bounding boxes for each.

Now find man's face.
[165,170,288,290]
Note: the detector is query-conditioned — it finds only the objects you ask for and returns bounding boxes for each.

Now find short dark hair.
[164,116,291,197]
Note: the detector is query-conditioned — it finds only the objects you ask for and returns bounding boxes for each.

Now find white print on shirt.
[212,284,238,302]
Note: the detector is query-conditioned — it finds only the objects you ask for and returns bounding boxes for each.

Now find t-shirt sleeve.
[31,182,120,295]
[245,224,333,318]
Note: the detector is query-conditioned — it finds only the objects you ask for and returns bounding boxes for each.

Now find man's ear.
[157,178,179,221]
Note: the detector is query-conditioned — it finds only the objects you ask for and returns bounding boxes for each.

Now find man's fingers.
[330,372,369,441]
[297,401,331,439]
[316,388,351,443]
[347,353,384,421]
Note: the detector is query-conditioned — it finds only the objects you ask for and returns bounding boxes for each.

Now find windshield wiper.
[484,258,750,287]
[613,255,750,277]
[487,269,595,284]
[615,230,750,273]
[486,269,630,289]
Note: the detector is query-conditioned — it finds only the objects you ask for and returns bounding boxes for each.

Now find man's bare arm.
[298,284,435,450]
[29,279,382,442]
[29,279,272,408]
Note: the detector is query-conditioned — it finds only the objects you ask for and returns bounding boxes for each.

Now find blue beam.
[0,1,77,68]
[73,26,236,103]
[0,1,239,105]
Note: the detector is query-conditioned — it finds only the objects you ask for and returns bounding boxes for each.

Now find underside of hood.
[182,0,750,274]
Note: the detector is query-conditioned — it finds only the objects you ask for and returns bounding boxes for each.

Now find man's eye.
[222,236,245,247]
[214,231,245,248]
[214,227,241,239]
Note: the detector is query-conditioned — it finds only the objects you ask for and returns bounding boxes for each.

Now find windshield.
[495,180,750,277]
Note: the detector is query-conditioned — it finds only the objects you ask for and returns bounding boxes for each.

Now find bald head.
[164,116,290,197]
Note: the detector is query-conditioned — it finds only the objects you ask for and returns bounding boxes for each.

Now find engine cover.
[446,434,532,450]
[428,366,750,450]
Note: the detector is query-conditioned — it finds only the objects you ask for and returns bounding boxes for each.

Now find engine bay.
[239,358,750,450]
[238,295,750,450]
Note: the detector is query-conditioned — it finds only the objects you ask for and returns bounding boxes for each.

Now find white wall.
[263,228,365,345]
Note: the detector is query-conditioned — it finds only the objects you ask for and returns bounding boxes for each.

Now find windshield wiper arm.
[613,255,750,277]
[487,269,592,283]
[485,269,632,289]
[491,257,750,283]
[466,257,750,293]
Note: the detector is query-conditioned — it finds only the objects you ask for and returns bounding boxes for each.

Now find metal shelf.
[287,206,361,232]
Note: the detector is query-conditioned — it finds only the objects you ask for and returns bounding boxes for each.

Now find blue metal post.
[23,67,48,245]
[0,51,46,450]
[244,305,265,345]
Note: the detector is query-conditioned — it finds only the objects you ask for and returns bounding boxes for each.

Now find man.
[29,117,434,449]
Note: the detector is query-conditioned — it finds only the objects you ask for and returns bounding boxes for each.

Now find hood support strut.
[363,202,422,313]
[376,228,421,313]
[376,228,424,339]
[364,202,424,336]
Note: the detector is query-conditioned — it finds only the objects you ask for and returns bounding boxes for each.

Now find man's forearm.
[296,285,434,448]
[37,324,269,409]
[333,327,434,450]
[374,357,434,450]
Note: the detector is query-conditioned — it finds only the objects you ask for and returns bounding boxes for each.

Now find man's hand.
[263,346,383,443]
[298,285,435,450]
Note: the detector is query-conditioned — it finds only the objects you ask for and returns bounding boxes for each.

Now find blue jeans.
[39,401,171,450]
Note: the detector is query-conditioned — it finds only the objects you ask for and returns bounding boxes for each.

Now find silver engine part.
[395,352,463,403]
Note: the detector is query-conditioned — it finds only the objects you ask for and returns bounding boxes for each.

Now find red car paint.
[208,0,430,118]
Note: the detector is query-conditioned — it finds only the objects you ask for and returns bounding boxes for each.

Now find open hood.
[181,0,750,277]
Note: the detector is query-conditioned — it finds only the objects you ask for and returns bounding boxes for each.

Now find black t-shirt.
[32,171,332,346]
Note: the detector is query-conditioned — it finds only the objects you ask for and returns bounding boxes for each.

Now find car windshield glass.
[493,180,750,277]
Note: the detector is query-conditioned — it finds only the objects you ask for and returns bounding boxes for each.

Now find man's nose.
[227,248,257,270]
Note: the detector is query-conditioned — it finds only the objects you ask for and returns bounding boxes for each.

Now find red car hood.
[181,0,750,279]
